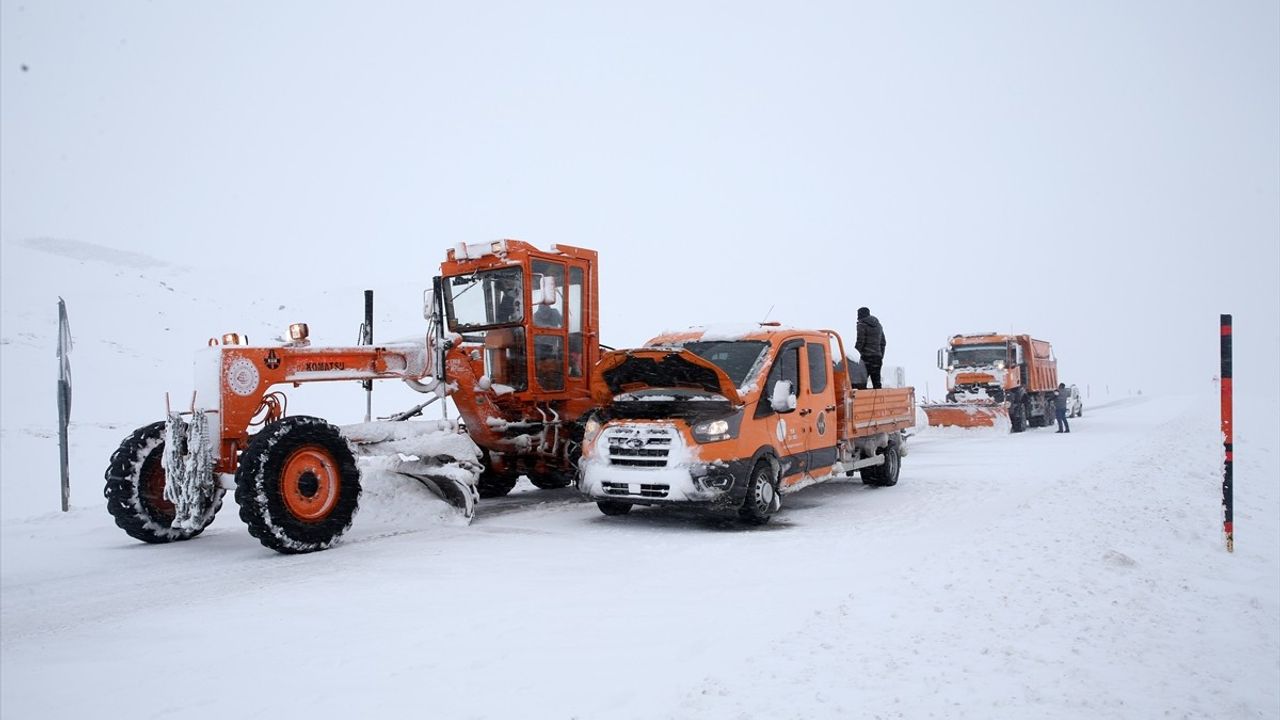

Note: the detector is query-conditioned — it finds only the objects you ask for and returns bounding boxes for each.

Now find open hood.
[593,348,742,406]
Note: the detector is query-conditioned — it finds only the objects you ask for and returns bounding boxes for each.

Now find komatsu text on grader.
[105,240,602,553]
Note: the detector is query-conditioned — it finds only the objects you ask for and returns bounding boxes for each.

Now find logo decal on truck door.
[816,412,827,435]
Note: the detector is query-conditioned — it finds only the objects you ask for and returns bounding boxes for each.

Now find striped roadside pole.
[1220,314,1233,552]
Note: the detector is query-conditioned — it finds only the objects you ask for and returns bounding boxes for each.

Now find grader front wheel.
[235,416,361,554]
[105,421,225,543]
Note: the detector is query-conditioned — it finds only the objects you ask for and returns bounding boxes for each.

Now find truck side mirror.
[770,380,797,413]
[936,348,944,370]
[423,288,435,320]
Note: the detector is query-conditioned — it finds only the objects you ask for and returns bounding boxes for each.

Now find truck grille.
[603,426,676,468]
[601,482,670,498]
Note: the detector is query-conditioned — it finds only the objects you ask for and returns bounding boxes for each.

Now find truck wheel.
[105,421,224,543]
[597,500,632,516]
[235,416,361,554]
[738,461,780,525]
[1010,404,1026,433]
[860,444,900,487]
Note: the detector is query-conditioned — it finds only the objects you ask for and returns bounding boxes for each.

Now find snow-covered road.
[3,392,1276,720]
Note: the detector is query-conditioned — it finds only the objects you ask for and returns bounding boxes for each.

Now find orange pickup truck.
[578,324,915,523]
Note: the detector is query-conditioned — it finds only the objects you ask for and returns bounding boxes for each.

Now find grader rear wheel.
[529,468,575,490]
[477,471,519,498]
[104,421,223,544]
[235,416,361,554]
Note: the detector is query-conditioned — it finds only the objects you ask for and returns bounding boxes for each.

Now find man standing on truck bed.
[855,307,887,389]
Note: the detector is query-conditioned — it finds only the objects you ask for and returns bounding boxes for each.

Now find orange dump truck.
[578,324,915,523]
[922,333,1059,432]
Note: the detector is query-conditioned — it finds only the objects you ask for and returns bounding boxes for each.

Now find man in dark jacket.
[1053,382,1071,433]
[854,307,886,389]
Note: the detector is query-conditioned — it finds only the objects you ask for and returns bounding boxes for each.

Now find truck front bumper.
[579,461,747,510]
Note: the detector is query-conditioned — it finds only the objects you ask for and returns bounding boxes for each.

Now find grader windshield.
[444,267,525,330]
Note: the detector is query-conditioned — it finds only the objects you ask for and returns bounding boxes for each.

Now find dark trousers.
[1055,407,1070,432]
[863,359,883,389]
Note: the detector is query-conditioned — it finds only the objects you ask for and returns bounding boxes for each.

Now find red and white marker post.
[1220,314,1233,552]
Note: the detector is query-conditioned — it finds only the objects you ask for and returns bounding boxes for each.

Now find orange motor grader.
[104,239,602,553]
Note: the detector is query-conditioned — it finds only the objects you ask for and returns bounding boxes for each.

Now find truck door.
[803,340,836,480]
[758,339,805,485]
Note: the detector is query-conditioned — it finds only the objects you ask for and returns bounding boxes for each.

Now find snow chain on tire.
[104,421,224,544]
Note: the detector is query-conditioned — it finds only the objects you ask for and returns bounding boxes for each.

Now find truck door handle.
[824,405,836,412]
[798,408,813,416]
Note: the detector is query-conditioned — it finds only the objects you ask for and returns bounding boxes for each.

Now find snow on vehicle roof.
[649,323,798,345]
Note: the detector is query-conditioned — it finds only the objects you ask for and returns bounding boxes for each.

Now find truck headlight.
[583,416,603,443]
[692,414,741,443]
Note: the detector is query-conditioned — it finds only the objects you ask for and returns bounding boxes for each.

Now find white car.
[1065,384,1083,418]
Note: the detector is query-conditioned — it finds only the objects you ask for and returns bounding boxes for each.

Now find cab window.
[567,267,584,377]
[807,342,828,394]
[757,340,802,417]
[531,260,565,329]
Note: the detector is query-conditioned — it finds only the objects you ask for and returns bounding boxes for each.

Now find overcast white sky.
[2,1,1277,396]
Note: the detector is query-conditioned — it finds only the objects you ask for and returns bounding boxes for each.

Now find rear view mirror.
[770,380,797,413]
[531,275,558,306]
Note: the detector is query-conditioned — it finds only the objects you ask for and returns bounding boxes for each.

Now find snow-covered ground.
[2,240,1277,719]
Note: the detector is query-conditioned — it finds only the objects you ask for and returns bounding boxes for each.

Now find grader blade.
[395,462,478,523]
[922,402,1008,428]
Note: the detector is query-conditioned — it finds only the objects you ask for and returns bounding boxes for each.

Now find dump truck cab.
[580,324,914,523]
[937,333,1024,403]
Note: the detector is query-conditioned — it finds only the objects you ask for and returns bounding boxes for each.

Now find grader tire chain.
[104,421,223,544]
[235,416,361,554]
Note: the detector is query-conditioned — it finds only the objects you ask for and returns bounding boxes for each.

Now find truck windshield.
[444,267,524,331]
[949,345,1006,367]
[680,341,768,386]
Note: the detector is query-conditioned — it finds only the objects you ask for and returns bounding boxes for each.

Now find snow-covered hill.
[1,239,1276,719]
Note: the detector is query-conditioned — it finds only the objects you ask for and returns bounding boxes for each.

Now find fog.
[3,1,1277,397]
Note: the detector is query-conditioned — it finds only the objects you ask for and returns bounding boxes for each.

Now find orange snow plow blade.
[922,402,1008,428]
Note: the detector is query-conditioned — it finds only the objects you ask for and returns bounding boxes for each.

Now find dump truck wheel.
[596,500,632,516]
[860,444,901,487]
[235,416,360,554]
[105,421,224,544]
[738,461,779,525]
[1010,405,1026,433]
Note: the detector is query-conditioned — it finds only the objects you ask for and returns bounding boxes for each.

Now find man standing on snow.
[854,307,886,389]
[1053,383,1071,433]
